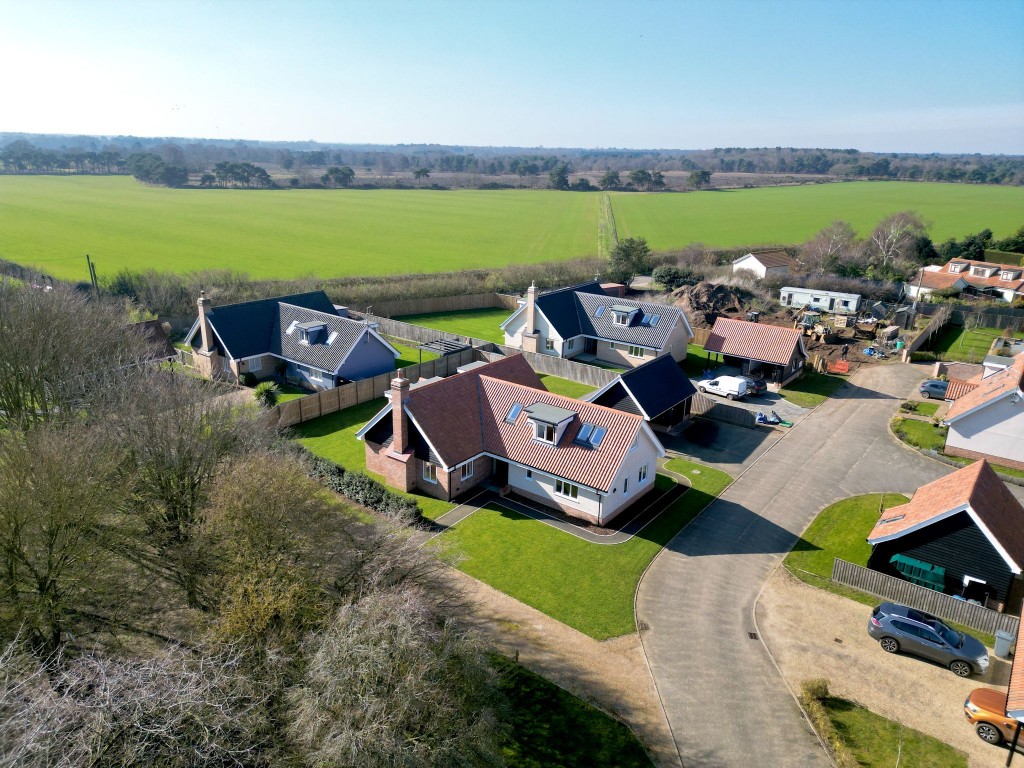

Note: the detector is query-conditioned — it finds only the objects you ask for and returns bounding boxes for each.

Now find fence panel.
[831,558,1020,637]
[903,305,952,361]
[371,292,518,318]
[491,346,618,388]
[689,392,757,429]
[691,327,711,347]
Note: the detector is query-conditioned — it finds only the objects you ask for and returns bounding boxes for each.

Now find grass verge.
[780,369,847,408]
[891,416,947,451]
[438,459,732,639]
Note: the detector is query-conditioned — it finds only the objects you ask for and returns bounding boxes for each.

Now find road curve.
[636,363,952,767]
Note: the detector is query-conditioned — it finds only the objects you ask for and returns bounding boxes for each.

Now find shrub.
[253,381,279,408]
[799,679,858,768]
[240,372,258,387]
[297,448,422,525]
[899,401,916,412]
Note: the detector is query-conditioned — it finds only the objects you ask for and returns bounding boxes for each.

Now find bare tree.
[865,211,928,278]
[287,586,505,768]
[800,221,857,274]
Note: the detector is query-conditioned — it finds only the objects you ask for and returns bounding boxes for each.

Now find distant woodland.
[2,133,1023,189]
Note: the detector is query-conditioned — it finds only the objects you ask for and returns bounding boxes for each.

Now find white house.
[357,355,665,526]
[500,281,693,368]
[905,258,1024,303]
[943,355,1024,471]
[732,250,798,279]
[779,286,861,313]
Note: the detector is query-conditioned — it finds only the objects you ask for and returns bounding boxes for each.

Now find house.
[184,290,400,390]
[585,354,698,434]
[942,355,1024,471]
[732,250,798,279]
[500,281,693,368]
[779,286,861,313]
[905,258,1024,303]
[866,460,1024,612]
[1009,611,1024,725]
[703,317,807,387]
[357,355,665,526]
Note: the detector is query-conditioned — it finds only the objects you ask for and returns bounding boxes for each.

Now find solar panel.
[590,426,607,447]
[505,403,523,423]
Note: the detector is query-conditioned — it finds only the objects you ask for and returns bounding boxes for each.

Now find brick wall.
[944,446,1024,472]
[365,441,416,491]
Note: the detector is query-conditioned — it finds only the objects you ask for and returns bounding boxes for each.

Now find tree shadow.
[667,499,822,557]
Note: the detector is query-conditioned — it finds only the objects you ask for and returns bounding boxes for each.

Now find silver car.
[867,602,989,677]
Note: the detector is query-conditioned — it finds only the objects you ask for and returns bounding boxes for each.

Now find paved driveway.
[636,362,954,767]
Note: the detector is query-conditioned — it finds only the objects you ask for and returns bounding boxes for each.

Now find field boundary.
[368,292,520,318]
[598,193,618,259]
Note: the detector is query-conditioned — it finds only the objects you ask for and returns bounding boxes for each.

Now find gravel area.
[757,567,1019,768]
[450,569,679,768]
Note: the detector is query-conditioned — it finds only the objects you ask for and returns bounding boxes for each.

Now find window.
[555,480,579,500]
[590,426,607,447]
[642,314,660,327]
[545,339,555,351]
[595,306,605,317]
[526,469,533,479]
[505,403,523,423]
[623,478,629,495]
[308,369,323,382]
[423,462,438,484]
[248,357,262,372]
[535,422,555,443]
[460,463,473,481]
[841,300,849,308]
[613,313,628,326]
[638,464,648,482]
[627,345,644,358]
[566,338,574,350]
[575,423,594,444]
[609,342,616,350]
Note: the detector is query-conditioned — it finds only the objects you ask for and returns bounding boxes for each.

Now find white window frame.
[613,313,628,326]
[623,477,629,495]
[423,462,438,484]
[555,479,579,500]
[628,345,644,358]
[534,422,555,443]
[566,338,574,350]
[639,463,648,483]
[460,462,473,481]
[308,368,323,382]
[545,338,555,351]
[248,356,262,372]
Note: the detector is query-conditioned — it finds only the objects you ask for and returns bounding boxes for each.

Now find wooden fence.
[691,327,711,347]
[902,304,953,361]
[363,315,498,350]
[268,348,476,428]
[369,292,520,318]
[831,558,1020,638]
[917,303,1024,332]
[689,392,756,428]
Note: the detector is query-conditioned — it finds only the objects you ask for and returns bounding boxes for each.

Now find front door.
[584,338,597,354]
[493,459,509,486]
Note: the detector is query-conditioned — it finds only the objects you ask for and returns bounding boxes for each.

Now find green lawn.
[293,398,454,521]
[682,343,713,377]
[821,696,967,768]
[393,307,512,345]
[611,182,1024,250]
[892,416,947,452]
[907,401,940,417]
[780,370,848,408]
[275,383,310,403]
[384,336,439,368]
[537,374,596,399]
[927,324,1022,363]
[440,459,732,639]
[497,657,650,768]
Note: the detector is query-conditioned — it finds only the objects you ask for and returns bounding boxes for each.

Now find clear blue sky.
[2,0,1022,153]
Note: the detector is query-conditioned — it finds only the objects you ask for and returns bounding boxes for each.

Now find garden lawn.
[393,307,512,345]
[927,324,1022,363]
[537,374,596,399]
[780,370,847,408]
[682,343,713,377]
[909,401,939,417]
[293,398,453,521]
[275,384,310,403]
[496,657,650,768]
[820,696,967,768]
[384,336,439,368]
[439,459,732,639]
[892,417,947,452]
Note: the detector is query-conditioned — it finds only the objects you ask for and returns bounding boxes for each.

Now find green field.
[3,176,1022,283]
[394,307,512,344]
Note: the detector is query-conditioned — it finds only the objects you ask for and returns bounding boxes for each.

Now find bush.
[298,449,422,526]
[240,372,258,387]
[899,401,915,412]
[799,679,858,768]
[253,381,279,407]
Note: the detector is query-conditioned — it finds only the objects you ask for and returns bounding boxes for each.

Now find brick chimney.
[390,375,411,453]
[197,291,214,354]
[522,281,540,353]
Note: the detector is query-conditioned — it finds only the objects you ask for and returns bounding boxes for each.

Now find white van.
[697,375,749,401]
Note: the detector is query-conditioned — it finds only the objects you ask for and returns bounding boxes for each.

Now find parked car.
[697,375,749,401]
[867,602,989,677]
[964,688,1021,745]
[919,379,949,399]
[737,375,767,396]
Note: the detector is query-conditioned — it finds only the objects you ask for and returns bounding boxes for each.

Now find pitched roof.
[867,460,1024,573]
[914,258,1024,293]
[273,303,396,372]
[943,355,1024,422]
[1009,610,1024,720]
[588,354,697,420]
[912,268,968,291]
[944,379,979,400]
[203,291,338,359]
[736,250,797,269]
[703,317,806,366]
[530,282,692,349]
[364,354,657,492]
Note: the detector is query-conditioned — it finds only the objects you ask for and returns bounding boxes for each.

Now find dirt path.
[758,567,1017,768]
[450,570,680,768]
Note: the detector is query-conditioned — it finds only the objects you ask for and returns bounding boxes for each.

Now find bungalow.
[585,354,698,434]
[703,317,807,387]
[357,355,665,526]
[942,355,1024,471]
[732,250,798,279]
[905,258,1024,303]
[500,281,693,368]
[185,290,400,390]
[867,460,1024,612]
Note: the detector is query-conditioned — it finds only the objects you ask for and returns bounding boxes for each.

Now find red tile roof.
[867,460,1024,572]
[944,355,1024,422]
[703,317,806,366]
[401,354,649,492]
[944,378,979,400]
[744,250,798,269]
[915,269,968,290]
[915,258,1024,294]
[1009,610,1024,719]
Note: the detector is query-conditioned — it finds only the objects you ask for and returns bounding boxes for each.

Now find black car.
[737,375,767,396]
[919,380,949,399]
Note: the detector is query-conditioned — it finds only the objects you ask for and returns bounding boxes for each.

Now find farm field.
[610,181,1024,249]
[2,176,1022,283]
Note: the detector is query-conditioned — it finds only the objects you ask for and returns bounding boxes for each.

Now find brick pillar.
[522,281,541,353]
[390,375,410,454]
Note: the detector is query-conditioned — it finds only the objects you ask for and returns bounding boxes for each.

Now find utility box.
[995,630,1015,658]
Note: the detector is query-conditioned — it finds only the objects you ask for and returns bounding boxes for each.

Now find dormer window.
[525,402,576,445]
[296,321,325,345]
[535,422,555,443]
[970,266,996,277]
[613,313,628,326]
[1000,270,1021,281]
[948,262,966,273]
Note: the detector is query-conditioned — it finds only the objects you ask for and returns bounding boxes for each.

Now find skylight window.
[879,514,905,525]
[573,422,606,448]
[505,403,523,423]
[575,423,594,444]
[590,426,607,447]
[647,314,660,327]
[595,306,605,317]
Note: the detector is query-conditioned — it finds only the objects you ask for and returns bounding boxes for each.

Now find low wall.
[371,292,520,318]
[832,558,1020,637]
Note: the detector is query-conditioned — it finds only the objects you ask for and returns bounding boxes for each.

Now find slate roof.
[704,317,806,366]
[274,303,384,372]
[736,250,797,269]
[361,354,656,492]
[943,355,1024,422]
[867,460,1024,573]
[201,291,337,359]
[589,354,697,420]
[531,281,608,338]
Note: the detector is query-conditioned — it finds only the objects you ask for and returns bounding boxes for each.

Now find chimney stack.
[197,291,214,353]
[390,375,411,453]
[521,281,541,353]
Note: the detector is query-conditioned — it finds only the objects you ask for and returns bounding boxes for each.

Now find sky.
[1,0,1022,154]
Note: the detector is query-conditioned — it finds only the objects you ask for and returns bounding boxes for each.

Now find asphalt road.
[636,362,958,767]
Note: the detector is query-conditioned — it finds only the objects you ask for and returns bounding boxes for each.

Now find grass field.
[611,182,1024,250]
[3,176,1022,282]
[393,307,512,344]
